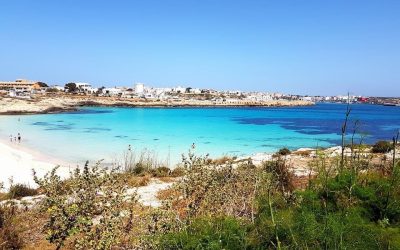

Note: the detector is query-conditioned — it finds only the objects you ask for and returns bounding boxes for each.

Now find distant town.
[0,78,399,106]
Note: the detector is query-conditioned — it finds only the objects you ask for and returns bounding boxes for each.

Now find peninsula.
[0,80,314,115]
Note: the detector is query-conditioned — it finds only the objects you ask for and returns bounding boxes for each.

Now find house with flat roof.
[0,79,41,93]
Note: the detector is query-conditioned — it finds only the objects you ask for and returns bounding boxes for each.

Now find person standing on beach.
[17,133,21,143]
[9,135,12,142]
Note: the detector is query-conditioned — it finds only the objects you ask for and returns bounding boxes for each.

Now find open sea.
[0,103,399,166]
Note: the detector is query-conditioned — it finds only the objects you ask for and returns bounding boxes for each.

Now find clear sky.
[0,0,399,96]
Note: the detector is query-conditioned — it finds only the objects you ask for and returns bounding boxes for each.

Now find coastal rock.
[247,152,273,166]
[294,148,315,152]
[385,148,400,159]
[0,179,174,210]
[0,194,46,210]
[0,96,314,115]
[324,146,353,157]
[0,97,77,114]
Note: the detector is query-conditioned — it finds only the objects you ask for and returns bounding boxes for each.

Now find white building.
[75,82,91,91]
[0,79,40,92]
[74,82,98,94]
[189,88,202,94]
[121,89,136,98]
[301,96,313,101]
[134,83,145,94]
[144,93,157,100]
[152,87,172,96]
[52,85,65,91]
[172,86,186,93]
[102,87,123,96]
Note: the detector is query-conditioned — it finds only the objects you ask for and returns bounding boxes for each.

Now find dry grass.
[0,207,52,250]
[0,193,7,201]
[156,176,177,183]
[156,187,188,218]
[125,174,152,187]
[22,241,54,250]
[17,210,48,245]
[156,187,180,201]
[292,150,312,157]
[211,156,233,165]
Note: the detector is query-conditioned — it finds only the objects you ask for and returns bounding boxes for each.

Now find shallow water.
[0,103,399,166]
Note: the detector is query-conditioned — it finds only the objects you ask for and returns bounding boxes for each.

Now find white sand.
[0,138,174,208]
[0,141,72,189]
[126,179,174,208]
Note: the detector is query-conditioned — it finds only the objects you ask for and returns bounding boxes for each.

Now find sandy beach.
[0,140,72,188]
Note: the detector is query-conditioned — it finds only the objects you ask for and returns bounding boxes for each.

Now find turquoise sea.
[0,103,399,166]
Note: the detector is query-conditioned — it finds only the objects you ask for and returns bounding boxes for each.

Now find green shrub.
[262,159,294,197]
[156,216,247,250]
[7,184,38,199]
[277,147,291,156]
[170,167,185,177]
[34,164,136,249]
[176,152,268,219]
[133,163,146,175]
[151,166,171,177]
[371,141,393,153]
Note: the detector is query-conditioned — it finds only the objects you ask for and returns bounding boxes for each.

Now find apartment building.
[0,79,41,92]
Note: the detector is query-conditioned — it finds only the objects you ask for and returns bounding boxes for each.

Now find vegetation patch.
[6,184,38,200]
[372,140,394,153]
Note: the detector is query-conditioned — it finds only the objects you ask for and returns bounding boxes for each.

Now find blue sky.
[0,0,399,96]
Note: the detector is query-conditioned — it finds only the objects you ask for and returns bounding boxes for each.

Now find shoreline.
[0,96,315,115]
[0,139,73,188]
[0,137,338,186]
[1,136,398,189]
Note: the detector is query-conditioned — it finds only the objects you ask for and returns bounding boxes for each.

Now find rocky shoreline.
[0,96,314,115]
[0,97,78,115]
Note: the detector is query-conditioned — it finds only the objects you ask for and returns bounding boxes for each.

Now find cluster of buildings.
[0,79,284,103]
[0,79,45,97]
[1,78,398,105]
[298,95,371,104]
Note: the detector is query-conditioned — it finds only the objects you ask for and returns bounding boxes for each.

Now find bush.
[170,167,185,177]
[151,166,171,177]
[262,159,294,197]
[372,141,393,153]
[34,164,137,249]
[0,206,24,249]
[132,164,146,175]
[7,184,38,199]
[174,152,268,219]
[156,216,247,250]
[277,147,291,156]
[45,87,59,93]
